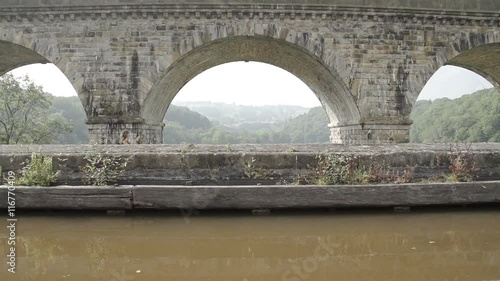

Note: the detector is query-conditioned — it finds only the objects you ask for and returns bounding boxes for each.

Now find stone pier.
[0,0,499,144]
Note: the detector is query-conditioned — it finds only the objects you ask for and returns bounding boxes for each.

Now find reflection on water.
[1,210,500,281]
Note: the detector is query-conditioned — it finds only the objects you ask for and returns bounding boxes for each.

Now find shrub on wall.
[17,152,59,186]
[82,147,128,186]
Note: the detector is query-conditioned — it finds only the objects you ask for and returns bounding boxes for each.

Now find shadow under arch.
[0,39,80,97]
[446,43,500,88]
[142,36,361,130]
[0,39,86,109]
[0,40,49,76]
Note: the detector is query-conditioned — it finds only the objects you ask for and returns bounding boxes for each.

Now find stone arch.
[0,38,78,94]
[142,35,361,133]
[446,42,500,88]
[413,32,500,103]
[0,41,48,76]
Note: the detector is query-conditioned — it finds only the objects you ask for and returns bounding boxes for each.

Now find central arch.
[142,36,361,135]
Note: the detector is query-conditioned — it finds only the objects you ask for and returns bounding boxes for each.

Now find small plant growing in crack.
[445,143,477,182]
[82,145,128,186]
[17,152,60,186]
[243,157,273,180]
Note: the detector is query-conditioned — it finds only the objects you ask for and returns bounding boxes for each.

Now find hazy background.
[8,62,494,106]
[3,61,498,145]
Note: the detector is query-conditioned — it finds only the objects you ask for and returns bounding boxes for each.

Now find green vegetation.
[165,105,212,130]
[0,74,72,144]
[82,147,128,186]
[166,88,499,145]
[175,101,309,126]
[243,157,274,180]
[17,152,59,186]
[432,144,478,183]
[50,96,89,144]
[279,107,330,143]
[411,88,500,143]
[1,74,498,145]
[163,104,330,144]
[305,154,413,185]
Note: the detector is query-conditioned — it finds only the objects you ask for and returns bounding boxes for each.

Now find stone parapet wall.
[0,144,498,184]
[0,1,499,144]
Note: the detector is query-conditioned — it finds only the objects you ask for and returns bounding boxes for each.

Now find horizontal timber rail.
[1,182,499,210]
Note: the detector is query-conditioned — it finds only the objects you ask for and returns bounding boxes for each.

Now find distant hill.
[45,88,499,144]
[411,88,499,143]
[278,107,330,143]
[45,99,331,144]
[164,105,211,130]
[49,96,88,144]
[163,104,330,144]
[172,101,310,126]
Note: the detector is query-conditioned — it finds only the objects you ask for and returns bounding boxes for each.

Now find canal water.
[1,209,500,281]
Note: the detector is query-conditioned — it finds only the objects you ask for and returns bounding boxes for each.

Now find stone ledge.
[1,143,499,155]
[0,4,499,25]
[1,182,499,210]
[1,144,499,183]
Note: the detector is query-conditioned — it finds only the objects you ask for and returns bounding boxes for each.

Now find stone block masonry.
[0,1,499,144]
[0,143,499,184]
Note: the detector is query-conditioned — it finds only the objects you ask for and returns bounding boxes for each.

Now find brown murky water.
[1,210,500,281]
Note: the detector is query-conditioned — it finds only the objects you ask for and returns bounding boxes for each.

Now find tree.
[410,88,500,143]
[50,96,88,144]
[0,74,72,144]
[164,105,212,130]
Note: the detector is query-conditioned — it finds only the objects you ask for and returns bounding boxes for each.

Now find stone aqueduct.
[0,0,499,144]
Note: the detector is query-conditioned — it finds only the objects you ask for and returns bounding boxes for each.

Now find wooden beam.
[1,182,499,210]
[132,182,500,209]
[0,186,132,210]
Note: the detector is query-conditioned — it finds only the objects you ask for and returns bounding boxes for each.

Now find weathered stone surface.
[0,143,499,184]
[1,0,499,11]
[0,1,499,143]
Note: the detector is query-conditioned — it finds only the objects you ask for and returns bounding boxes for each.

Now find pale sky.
[418,65,493,100]
[8,62,493,106]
